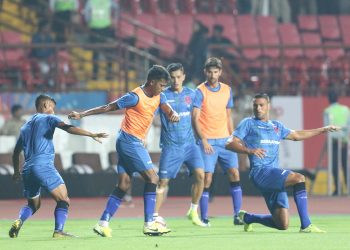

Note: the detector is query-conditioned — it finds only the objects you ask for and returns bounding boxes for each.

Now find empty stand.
[301,33,325,59]
[175,14,194,45]
[298,15,319,32]
[195,13,215,34]
[319,15,341,41]
[72,152,103,173]
[339,16,350,46]
[135,14,156,49]
[215,14,238,45]
[118,13,136,39]
[256,16,280,59]
[155,14,177,55]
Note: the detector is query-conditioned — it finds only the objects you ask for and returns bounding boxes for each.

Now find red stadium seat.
[256,16,280,59]
[135,14,156,49]
[118,13,136,39]
[71,152,103,173]
[195,13,215,34]
[120,0,142,14]
[339,15,350,46]
[175,14,194,45]
[139,0,159,14]
[214,14,238,45]
[298,15,319,32]
[324,41,345,60]
[158,0,178,14]
[301,33,324,59]
[278,23,304,58]
[155,14,177,56]
[178,0,196,14]
[319,15,341,41]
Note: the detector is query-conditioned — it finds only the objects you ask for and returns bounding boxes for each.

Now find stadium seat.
[319,15,341,41]
[155,14,177,56]
[195,13,215,34]
[175,14,194,45]
[139,0,159,14]
[338,16,350,46]
[0,152,23,174]
[256,16,280,59]
[178,0,196,14]
[298,15,319,32]
[120,0,142,14]
[135,14,156,49]
[215,14,238,45]
[105,151,118,173]
[118,13,136,39]
[158,0,178,14]
[71,152,103,173]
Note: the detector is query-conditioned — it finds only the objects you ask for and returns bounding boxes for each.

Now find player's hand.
[91,133,108,143]
[202,139,214,154]
[169,111,180,122]
[68,111,83,120]
[12,171,21,182]
[249,148,266,159]
[324,125,342,132]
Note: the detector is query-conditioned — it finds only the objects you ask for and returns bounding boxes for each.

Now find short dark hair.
[11,104,22,115]
[253,93,270,103]
[204,57,222,70]
[35,94,56,110]
[166,63,184,74]
[328,91,338,104]
[146,65,170,83]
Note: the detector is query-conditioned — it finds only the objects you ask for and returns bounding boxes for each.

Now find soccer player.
[226,93,340,233]
[192,57,243,226]
[9,94,108,238]
[68,65,180,237]
[153,63,205,227]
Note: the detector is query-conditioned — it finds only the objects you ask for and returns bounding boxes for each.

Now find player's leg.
[199,145,218,226]
[219,146,243,225]
[94,172,129,237]
[183,144,206,226]
[154,178,170,216]
[50,184,76,237]
[285,171,325,233]
[9,169,42,238]
[9,196,41,238]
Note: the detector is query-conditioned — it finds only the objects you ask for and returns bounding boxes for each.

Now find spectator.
[30,21,56,87]
[83,0,119,80]
[207,24,239,72]
[323,91,350,195]
[187,20,209,83]
[0,104,26,137]
[50,0,79,43]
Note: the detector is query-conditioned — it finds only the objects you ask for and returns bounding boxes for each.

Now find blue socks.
[293,182,311,229]
[200,188,210,221]
[244,213,277,228]
[54,201,69,232]
[100,187,126,222]
[19,205,33,222]
[230,182,242,216]
[144,183,157,222]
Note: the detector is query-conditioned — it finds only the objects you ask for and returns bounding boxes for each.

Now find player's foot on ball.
[9,219,22,238]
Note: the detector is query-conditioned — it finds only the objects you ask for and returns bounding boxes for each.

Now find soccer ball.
[154,216,167,228]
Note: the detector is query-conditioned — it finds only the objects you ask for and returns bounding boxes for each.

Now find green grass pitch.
[0,215,349,250]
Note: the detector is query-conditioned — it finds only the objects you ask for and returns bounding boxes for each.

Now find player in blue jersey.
[68,65,179,237]
[153,63,205,227]
[9,94,108,238]
[225,93,340,233]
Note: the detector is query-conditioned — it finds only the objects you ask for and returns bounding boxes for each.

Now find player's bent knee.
[56,200,69,209]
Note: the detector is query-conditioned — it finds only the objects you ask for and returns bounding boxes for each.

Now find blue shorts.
[116,137,154,176]
[22,164,64,198]
[159,143,204,179]
[199,138,238,173]
[250,167,291,213]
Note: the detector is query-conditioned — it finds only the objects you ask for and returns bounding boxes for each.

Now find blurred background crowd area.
[0,0,350,99]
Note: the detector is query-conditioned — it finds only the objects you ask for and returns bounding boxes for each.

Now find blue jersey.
[233,117,291,170]
[159,87,195,147]
[18,113,62,170]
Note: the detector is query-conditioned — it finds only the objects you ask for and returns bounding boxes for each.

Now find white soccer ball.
[154,216,167,228]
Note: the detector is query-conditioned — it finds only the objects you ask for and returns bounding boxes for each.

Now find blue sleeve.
[115,92,139,109]
[278,121,292,139]
[226,88,234,109]
[160,92,167,105]
[193,89,204,109]
[49,115,63,128]
[233,118,250,141]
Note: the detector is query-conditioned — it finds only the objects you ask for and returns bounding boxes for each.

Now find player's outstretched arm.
[12,137,23,182]
[225,136,266,158]
[160,103,180,122]
[68,101,118,120]
[286,125,341,141]
[58,123,108,143]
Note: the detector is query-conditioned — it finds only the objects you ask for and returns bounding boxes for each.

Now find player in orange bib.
[192,57,243,226]
[68,65,179,236]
